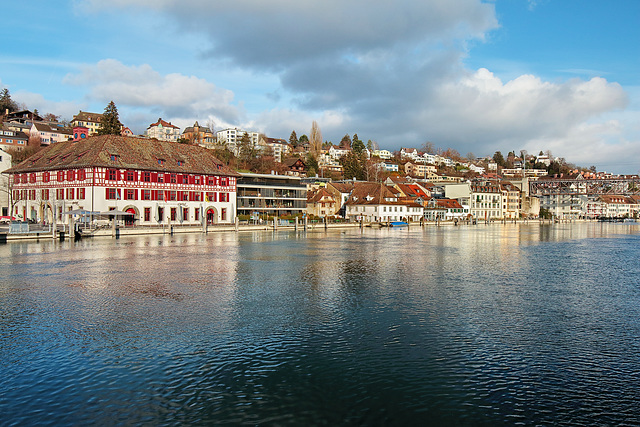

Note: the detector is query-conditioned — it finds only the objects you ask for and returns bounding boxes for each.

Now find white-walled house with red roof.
[4,135,239,226]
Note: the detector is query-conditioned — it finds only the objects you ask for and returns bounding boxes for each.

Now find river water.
[1,222,639,426]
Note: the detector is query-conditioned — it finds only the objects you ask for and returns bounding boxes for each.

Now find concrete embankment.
[1,218,577,242]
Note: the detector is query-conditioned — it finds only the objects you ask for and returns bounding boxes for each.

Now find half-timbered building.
[4,135,240,226]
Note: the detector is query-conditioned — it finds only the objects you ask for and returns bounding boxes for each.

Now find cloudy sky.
[2,0,638,173]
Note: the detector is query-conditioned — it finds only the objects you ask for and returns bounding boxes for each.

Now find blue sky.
[2,0,638,173]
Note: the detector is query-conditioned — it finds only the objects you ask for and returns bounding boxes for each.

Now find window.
[177,160,183,166]
[77,169,86,181]
[106,188,120,200]
[221,208,226,221]
[195,209,200,222]
[67,170,75,181]
[157,159,165,166]
[66,188,75,200]
[29,173,36,183]
[170,208,177,221]
[126,171,136,181]
[125,189,136,200]
[143,190,151,200]
[170,174,177,183]
[183,208,189,221]
[221,177,228,186]
[110,154,119,161]
[144,207,151,222]
[157,173,164,183]
[107,169,117,180]
[157,207,164,223]
[57,171,65,182]
[57,189,64,200]
[207,177,215,185]
[169,191,177,201]
[29,190,36,200]
[143,171,151,182]
[41,189,49,200]
[78,188,85,199]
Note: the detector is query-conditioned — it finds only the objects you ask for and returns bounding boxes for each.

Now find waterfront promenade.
[1,217,567,242]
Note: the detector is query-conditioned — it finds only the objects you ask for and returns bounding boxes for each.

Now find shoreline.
[0,218,598,242]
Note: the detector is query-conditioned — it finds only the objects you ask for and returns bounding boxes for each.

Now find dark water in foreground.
[1,223,640,426]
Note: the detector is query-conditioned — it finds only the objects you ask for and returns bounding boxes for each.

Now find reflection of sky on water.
[1,222,640,425]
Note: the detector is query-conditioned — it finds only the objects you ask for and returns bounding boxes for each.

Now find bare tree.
[421,141,435,154]
[309,121,322,155]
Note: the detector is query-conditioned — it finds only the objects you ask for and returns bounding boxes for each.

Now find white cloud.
[12,91,83,120]
[62,59,243,133]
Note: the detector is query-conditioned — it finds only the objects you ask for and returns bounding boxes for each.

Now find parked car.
[0,216,17,224]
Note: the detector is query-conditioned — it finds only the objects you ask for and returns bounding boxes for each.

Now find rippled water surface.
[1,223,640,426]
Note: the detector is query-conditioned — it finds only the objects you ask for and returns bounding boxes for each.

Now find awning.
[66,209,100,216]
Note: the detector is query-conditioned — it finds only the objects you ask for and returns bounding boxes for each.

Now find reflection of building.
[236,173,307,218]
[4,135,239,225]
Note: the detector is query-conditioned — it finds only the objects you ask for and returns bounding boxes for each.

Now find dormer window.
[110,154,119,161]
[177,160,184,166]
[157,159,165,166]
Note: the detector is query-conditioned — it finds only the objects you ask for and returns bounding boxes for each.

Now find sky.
[1,0,638,174]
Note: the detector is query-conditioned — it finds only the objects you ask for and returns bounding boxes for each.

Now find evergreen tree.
[352,138,365,155]
[340,151,366,181]
[289,130,298,147]
[493,151,505,167]
[0,88,19,114]
[97,101,122,135]
[305,153,319,177]
[340,134,352,148]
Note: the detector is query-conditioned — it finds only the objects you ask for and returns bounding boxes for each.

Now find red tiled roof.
[148,118,179,129]
[5,134,239,177]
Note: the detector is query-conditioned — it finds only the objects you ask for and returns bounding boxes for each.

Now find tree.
[289,130,298,147]
[305,153,319,177]
[238,132,257,166]
[310,121,322,154]
[97,101,122,135]
[421,141,435,154]
[352,138,365,155]
[367,140,373,151]
[466,152,476,161]
[0,88,19,114]
[340,151,366,181]
[493,151,505,167]
[340,134,352,149]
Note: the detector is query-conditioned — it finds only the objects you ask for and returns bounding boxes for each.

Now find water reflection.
[1,222,639,425]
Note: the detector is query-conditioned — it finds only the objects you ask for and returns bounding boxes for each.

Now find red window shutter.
[151,172,158,182]
[105,188,110,199]
[134,189,138,200]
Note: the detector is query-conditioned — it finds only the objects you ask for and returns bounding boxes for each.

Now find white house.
[145,118,181,142]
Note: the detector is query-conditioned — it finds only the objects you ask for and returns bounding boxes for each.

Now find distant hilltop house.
[0,129,29,151]
[70,111,103,136]
[30,122,73,145]
[183,121,215,146]
[145,118,180,142]
[259,136,291,163]
[216,128,261,155]
[4,135,239,225]
[71,110,129,137]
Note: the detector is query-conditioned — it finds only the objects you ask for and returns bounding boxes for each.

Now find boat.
[389,221,408,227]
